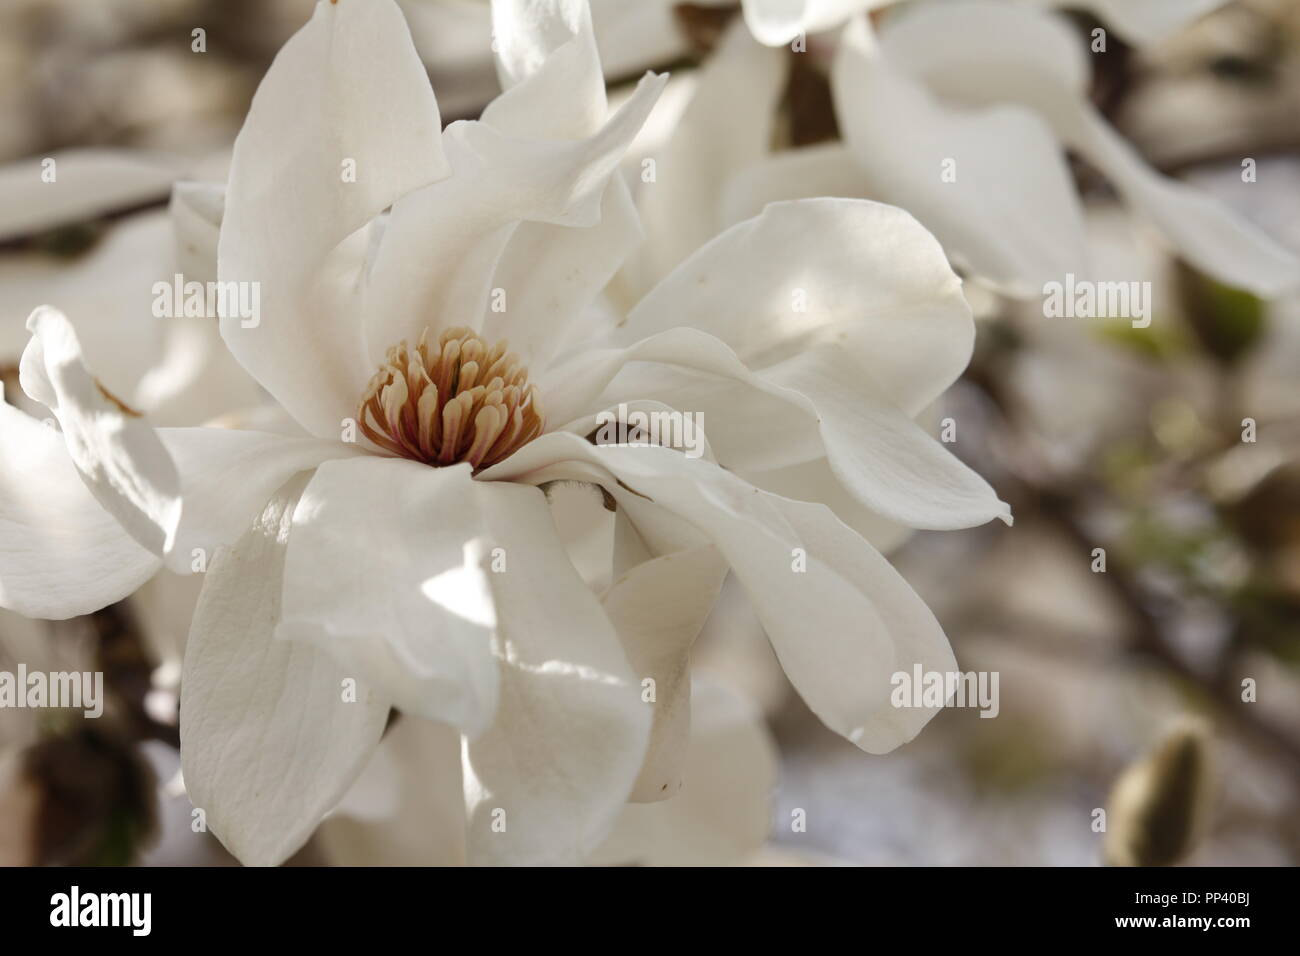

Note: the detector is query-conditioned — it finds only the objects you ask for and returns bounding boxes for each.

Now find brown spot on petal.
[94,378,142,417]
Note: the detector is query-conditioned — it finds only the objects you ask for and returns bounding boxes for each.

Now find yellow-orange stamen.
[358,326,544,471]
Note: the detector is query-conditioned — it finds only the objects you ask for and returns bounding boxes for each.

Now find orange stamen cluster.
[358,326,544,471]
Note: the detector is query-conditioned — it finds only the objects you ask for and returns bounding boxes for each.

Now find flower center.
[358,326,544,470]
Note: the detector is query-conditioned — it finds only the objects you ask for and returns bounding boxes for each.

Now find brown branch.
[969,351,1300,783]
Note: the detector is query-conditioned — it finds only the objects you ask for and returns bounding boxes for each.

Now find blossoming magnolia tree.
[0,0,1010,865]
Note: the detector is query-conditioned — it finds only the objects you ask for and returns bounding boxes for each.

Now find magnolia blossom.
[1,0,1009,866]
[626,0,1296,303]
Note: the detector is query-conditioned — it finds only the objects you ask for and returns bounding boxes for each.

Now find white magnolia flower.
[1,0,1007,866]
[628,0,1297,302]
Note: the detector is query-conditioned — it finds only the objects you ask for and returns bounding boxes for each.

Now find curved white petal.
[1063,109,1299,297]
[589,0,689,78]
[318,716,466,866]
[833,16,1087,296]
[482,173,644,373]
[463,480,648,865]
[0,212,172,399]
[169,181,225,284]
[719,142,870,228]
[770,494,959,752]
[218,0,449,438]
[762,346,1012,529]
[132,316,265,429]
[593,675,778,866]
[602,544,727,801]
[0,401,159,619]
[487,0,606,139]
[480,0,650,360]
[0,148,186,242]
[543,333,824,474]
[483,434,934,751]
[180,472,390,867]
[19,307,180,554]
[157,426,363,574]
[740,0,884,46]
[276,456,500,735]
[746,456,911,554]
[364,71,666,371]
[619,20,786,302]
[546,318,1008,530]
[610,197,975,417]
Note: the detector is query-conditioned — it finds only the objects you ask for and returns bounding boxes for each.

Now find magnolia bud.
[1104,718,1215,867]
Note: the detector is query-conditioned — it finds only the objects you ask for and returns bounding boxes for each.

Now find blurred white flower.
[629,0,1296,301]
[1,0,1007,865]
[714,0,1230,50]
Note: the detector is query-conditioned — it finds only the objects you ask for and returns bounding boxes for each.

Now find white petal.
[719,141,869,228]
[762,346,1012,529]
[746,456,911,554]
[884,2,1299,297]
[484,434,925,751]
[318,716,466,866]
[463,480,649,865]
[590,0,690,77]
[543,334,824,474]
[129,567,204,674]
[602,544,727,801]
[481,177,644,372]
[0,400,159,619]
[277,457,500,735]
[132,315,265,428]
[741,0,884,46]
[610,197,975,417]
[833,16,1088,296]
[619,21,786,301]
[19,307,180,554]
[364,71,666,369]
[769,494,959,752]
[487,0,606,139]
[157,426,363,574]
[593,675,778,866]
[218,0,449,438]
[180,471,390,867]
[0,148,186,242]
[169,181,225,284]
[401,0,499,120]
[0,212,172,404]
[547,323,1009,531]
[1063,111,1299,297]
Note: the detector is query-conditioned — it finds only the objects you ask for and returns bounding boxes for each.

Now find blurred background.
[1,0,1298,866]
